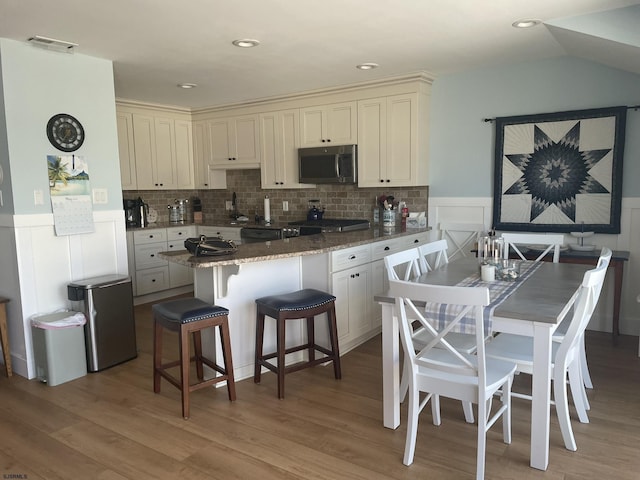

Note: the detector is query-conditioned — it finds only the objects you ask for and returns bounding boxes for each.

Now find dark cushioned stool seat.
[254,288,341,398]
[153,298,236,419]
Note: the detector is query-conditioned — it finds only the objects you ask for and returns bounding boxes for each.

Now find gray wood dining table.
[375,255,592,471]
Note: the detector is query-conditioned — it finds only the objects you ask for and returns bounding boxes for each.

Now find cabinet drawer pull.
[349,254,356,260]
[150,254,155,258]
[384,246,390,251]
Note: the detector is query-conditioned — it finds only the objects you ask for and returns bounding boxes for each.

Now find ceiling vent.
[27,35,78,53]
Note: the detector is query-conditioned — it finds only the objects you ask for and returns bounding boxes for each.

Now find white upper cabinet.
[260,109,313,189]
[300,101,357,147]
[209,114,260,167]
[357,92,428,187]
[193,120,228,189]
[117,111,137,190]
[173,119,195,189]
[117,105,194,190]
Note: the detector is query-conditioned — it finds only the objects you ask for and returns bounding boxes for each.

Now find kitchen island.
[159,227,430,381]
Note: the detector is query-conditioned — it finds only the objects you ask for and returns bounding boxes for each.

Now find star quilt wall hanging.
[492,106,626,234]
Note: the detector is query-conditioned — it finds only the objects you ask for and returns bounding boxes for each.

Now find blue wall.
[428,56,640,197]
[0,39,122,215]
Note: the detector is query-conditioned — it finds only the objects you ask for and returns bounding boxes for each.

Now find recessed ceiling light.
[232,39,260,48]
[512,19,542,28]
[177,83,197,89]
[357,63,379,70]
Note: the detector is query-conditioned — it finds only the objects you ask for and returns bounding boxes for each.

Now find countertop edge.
[158,227,430,268]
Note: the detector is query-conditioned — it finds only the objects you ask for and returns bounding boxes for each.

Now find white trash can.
[31,311,87,386]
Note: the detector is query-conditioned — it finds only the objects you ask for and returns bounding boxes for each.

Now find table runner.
[425,260,543,335]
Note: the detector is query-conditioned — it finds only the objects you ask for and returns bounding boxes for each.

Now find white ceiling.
[1,0,639,110]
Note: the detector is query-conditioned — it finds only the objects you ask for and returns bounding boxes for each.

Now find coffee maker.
[123,197,148,228]
[123,199,138,227]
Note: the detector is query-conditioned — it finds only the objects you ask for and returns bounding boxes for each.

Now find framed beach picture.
[492,106,626,234]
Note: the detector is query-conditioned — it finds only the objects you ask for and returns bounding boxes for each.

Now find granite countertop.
[158,226,430,268]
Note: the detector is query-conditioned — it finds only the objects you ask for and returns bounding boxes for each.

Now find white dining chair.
[485,248,611,452]
[389,279,516,480]
[417,238,449,273]
[500,232,565,263]
[384,247,477,424]
[438,222,485,261]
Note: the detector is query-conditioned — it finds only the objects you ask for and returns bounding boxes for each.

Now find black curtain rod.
[483,104,640,123]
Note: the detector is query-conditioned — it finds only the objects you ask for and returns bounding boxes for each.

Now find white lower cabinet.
[129,226,195,297]
[330,244,373,352]
[329,232,430,350]
[167,226,196,288]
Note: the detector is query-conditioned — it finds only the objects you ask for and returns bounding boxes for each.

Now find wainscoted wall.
[124,169,430,225]
[1,210,128,378]
[429,196,639,337]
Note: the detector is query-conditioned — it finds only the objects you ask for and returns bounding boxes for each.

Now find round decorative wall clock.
[46,113,85,152]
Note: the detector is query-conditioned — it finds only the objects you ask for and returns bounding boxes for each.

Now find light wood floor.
[1,300,639,479]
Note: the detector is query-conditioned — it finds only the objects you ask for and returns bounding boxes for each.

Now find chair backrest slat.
[389,279,490,382]
[500,232,565,263]
[438,222,485,261]
[417,239,449,274]
[383,248,422,282]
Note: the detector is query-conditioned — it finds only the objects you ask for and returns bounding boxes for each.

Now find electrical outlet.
[282,200,289,211]
[225,200,233,210]
[34,189,43,205]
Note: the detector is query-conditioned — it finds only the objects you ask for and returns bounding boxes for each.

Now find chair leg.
[400,359,410,402]
[219,319,236,401]
[476,395,488,480]
[554,367,577,451]
[403,382,419,466]
[579,334,593,389]
[431,394,441,426]
[568,361,589,423]
[327,304,341,379]
[193,330,204,381]
[306,317,315,362]
[277,317,286,399]
[254,313,265,383]
[179,325,191,419]
[463,401,475,424]
[502,376,513,445]
[153,320,163,393]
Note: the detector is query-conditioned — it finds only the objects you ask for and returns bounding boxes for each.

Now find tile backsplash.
[123,169,429,224]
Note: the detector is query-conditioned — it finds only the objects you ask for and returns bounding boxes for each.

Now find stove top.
[288,218,370,232]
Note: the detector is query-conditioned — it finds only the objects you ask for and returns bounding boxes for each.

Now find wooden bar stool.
[0,296,12,377]
[254,288,341,398]
[153,298,236,419]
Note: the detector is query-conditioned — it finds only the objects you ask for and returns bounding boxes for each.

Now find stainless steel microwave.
[298,144,357,184]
